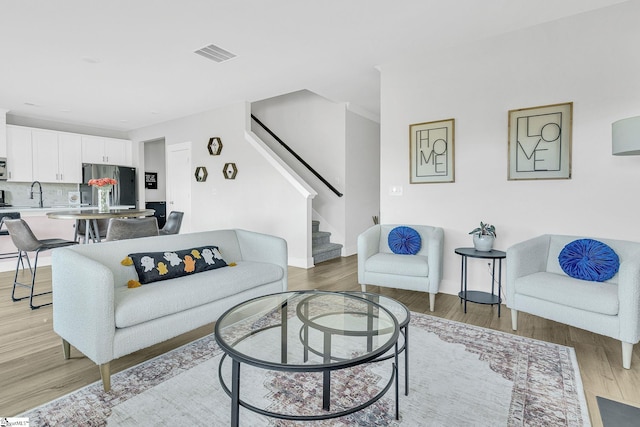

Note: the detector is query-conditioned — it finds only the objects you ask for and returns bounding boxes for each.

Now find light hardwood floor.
[1,255,639,425]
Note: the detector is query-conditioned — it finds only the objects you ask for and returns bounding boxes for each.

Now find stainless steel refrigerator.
[80,163,137,207]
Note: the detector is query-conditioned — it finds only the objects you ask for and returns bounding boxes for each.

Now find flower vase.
[98,186,111,213]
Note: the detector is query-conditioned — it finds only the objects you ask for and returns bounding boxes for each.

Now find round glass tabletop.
[214,290,399,370]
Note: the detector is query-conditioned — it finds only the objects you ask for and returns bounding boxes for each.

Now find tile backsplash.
[0,182,79,207]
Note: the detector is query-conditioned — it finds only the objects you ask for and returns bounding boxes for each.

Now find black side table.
[454,247,506,317]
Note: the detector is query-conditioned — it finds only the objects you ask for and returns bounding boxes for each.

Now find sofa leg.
[622,342,633,369]
[62,339,70,359]
[511,309,518,331]
[429,293,435,312]
[360,284,366,292]
[100,363,111,392]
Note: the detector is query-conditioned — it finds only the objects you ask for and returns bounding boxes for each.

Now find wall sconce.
[208,137,223,156]
[223,163,238,179]
[195,166,208,182]
[612,116,640,155]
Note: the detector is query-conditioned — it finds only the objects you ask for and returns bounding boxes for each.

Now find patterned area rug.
[21,313,590,426]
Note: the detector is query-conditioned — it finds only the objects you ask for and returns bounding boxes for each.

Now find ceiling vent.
[194,44,237,63]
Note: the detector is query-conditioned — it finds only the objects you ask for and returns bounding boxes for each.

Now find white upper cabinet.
[57,133,82,183]
[81,136,131,166]
[29,129,83,184]
[6,125,33,182]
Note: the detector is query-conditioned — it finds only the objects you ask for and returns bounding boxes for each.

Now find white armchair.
[357,224,444,311]
[507,234,640,369]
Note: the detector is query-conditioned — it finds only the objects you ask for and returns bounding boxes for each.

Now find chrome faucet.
[30,181,43,208]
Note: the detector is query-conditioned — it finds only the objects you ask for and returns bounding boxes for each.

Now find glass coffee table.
[214,291,402,426]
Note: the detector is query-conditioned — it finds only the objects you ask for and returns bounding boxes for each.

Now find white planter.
[473,234,495,252]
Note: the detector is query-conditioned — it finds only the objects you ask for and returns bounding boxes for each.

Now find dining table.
[47,208,156,244]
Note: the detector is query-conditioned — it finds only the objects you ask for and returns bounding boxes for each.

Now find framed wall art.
[409,118,455,184]
[508,102,572,180]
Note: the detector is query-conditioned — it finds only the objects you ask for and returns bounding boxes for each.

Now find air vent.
[194,44,237,63]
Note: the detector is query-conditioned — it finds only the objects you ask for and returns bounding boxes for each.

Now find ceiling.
[0,0,627,132]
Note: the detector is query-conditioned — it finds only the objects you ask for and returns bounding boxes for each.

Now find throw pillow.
[558,239,620,282]
[127,246,228,285]
[388,226,422,255]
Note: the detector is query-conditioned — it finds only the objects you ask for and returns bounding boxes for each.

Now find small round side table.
[454,247,506,317]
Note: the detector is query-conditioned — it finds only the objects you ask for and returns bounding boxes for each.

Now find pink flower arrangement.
[88,178,117,187]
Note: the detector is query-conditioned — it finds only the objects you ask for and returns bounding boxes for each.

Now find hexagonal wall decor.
[195,166,208,182]
[223,162,238,179]
[208,137,223,156]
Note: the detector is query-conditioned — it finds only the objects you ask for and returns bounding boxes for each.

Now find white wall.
[129,102,312,267]
[380,1,640,296]
[345,109,380,254]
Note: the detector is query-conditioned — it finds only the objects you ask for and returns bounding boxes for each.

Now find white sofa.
[507,234,640,369]
[357,224,444,312]
[52,229,288,391]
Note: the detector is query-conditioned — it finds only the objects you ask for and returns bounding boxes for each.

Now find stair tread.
[312,242,343,255]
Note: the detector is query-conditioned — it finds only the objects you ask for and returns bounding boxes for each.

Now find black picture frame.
[145,172,158,189]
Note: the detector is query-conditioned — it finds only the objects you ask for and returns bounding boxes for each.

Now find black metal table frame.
[455,247,506,317]
[214,291,401,426]
[307,291,410,396]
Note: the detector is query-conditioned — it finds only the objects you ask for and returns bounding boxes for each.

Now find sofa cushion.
[388,226,422,255]
[128,246,228,285]
[558,239,619,282]
[514,271,619,315]
[365,253,429,277]
[114,261,284,328]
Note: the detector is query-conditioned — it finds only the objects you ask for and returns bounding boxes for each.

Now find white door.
[166,142,192,233]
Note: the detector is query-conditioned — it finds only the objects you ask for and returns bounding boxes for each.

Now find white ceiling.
[0,0,627,131]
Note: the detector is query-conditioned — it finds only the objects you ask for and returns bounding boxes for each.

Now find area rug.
[21,312,590,426]
[597,396,640,427]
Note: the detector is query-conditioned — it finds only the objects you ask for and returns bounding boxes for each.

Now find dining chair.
[74,218,110,243]
[159,211,184,235]
[4,218,78,309]
[105,217,159,241]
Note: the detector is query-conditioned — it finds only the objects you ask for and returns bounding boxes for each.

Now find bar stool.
[0,212,26,264]
[105,217,159,241]
[4,219,78,309]
[159,211,184,235]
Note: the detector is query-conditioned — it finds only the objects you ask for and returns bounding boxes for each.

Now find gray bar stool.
[4,218,78,309]
[0,212,26,263]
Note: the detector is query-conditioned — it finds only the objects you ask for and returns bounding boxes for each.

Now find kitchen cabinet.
[6,125,33,182]
[32,130,82,183]
[81,136,131,166]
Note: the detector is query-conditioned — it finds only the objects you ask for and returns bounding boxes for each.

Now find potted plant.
[469,221,496,252]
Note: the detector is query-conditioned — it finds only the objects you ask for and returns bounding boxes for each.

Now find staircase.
[312,220,343,264]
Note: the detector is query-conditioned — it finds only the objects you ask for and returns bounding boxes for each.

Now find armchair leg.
[429,293,435,312]
[511,309,518,331]
[622,342,633,369]
[360,284,366,292]
[100,363,111,392]
[62,339,70,359]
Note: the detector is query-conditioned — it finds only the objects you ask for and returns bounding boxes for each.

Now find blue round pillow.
[388,226,422,255]
[558,239,620,282]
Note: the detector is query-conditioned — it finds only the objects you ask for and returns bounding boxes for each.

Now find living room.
[1,1,639,425]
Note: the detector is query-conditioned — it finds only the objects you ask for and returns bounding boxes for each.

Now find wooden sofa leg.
[62,339,70,359]
[622,342,633,369]
[100,363,111,392]
[511,309,518,331]
[429,293,435,312]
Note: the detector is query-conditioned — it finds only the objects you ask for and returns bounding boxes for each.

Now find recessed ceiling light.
[82,56,100,64]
